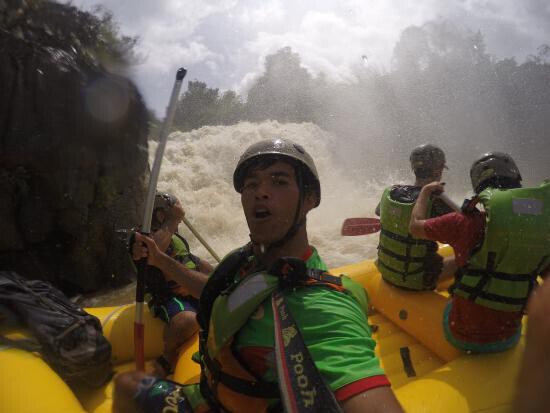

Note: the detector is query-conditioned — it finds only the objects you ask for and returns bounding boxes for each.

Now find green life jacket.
[196,247,365,412]
[377,186,438,290]
[453,181,550,312]
[171,233,200,270]
[206,268,363,359]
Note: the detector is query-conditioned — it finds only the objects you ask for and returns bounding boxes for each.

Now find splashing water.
[83,121,402,306]
[155,120,391,267]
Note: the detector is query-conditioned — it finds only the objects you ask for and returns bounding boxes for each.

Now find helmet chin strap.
[250,169,306,259]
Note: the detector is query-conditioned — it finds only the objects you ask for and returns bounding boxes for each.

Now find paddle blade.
[341,218,381,236]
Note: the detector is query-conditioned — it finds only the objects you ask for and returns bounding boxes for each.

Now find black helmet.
[470,152,522,193]
[154,191,176,212]
[151,191,176,231]
[233,138,321,207]
[410,144,447,178]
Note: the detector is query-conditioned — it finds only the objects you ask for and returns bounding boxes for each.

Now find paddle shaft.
[183,216,221,263]
[134,68,186,371]
[436,192,461,212]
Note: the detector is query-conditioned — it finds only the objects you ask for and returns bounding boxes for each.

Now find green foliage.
[173,81,244,132]
[246,47,319,123]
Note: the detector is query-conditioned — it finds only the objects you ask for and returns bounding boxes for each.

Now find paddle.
[182,216,221,263]
[341,217,381,236]
[340,193,460,237]
[436,192,461,212]
[134,67,186,371]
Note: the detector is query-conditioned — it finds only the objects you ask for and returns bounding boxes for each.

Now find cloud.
[235,0,285,26]
[240,2,440,88]
[66,0,550,114]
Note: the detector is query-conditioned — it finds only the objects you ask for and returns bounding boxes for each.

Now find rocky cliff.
[0,0,149,292]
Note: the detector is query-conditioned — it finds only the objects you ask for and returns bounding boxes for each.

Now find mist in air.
[168,22,549,198]
[154,121,386,268]
[156,19,550,263]
[79,4,550,304]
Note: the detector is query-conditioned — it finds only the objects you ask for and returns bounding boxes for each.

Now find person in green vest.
[115,138,403,413]
[409,152,550,353]
[375,144,456,291]
[145,191,214,377]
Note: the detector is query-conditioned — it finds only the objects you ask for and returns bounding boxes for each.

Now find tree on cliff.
[173,81,244,132]
[246,47,317,123]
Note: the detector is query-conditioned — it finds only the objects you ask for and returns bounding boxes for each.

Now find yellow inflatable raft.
[0,245,524,412]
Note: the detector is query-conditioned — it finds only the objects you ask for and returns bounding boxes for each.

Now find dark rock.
[0,0,149,293]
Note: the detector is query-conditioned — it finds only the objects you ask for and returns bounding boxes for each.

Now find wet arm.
[134,232,208,298]
[409,188,432,238]
[152,206,183,252]
[152,226,176,253]
[154,252,209,298]
[409,182,444,238]
[198,258,215,274]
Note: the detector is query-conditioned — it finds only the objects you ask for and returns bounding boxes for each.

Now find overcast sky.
[68,0,550,115]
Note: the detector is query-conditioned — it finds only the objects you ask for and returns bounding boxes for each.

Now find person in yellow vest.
[409,152,550,353]
[375,144,456,291]
[115,138,403,413]
[145,191,214,377]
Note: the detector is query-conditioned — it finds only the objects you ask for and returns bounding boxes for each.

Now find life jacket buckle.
[270,257,308,287]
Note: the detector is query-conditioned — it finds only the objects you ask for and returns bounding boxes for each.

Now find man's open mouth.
[254,208,272,219]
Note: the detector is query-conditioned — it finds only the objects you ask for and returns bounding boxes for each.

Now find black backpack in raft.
[0,271,113,389]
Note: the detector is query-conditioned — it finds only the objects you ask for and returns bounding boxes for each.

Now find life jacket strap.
[269,257,343,290]
[454,285,527,305]
[466,252,496,302]
[455,254,549,309]
[380,228,435,246]
[198,246,252,330]
[378,245,426,263]
[272,290,343,413]
[376,259,425,278]
[202,349,279,398]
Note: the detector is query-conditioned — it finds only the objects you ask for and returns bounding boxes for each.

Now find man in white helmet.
[114,138,403,413]
[409,152,550,353]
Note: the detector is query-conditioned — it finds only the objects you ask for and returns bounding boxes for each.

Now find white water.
[82,121,412,306]
[155,120,391,268]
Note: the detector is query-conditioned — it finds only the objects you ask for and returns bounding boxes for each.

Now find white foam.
[154,120,391,267]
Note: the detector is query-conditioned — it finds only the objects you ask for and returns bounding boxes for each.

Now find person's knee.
[168,311,199,340]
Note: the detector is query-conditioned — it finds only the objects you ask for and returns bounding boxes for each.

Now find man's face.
[241,160,313,245]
